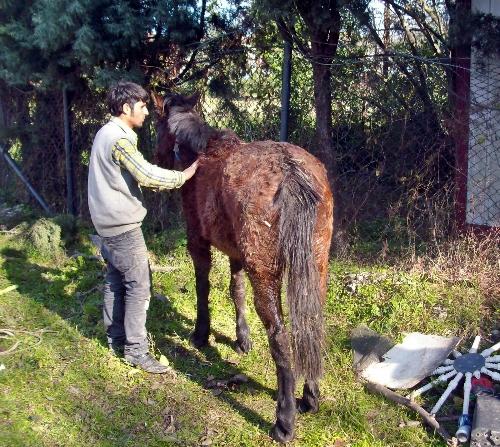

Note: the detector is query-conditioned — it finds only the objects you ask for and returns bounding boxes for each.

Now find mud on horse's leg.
[250,274,296,443]
[229,259,251,353]
[189,238,211,348]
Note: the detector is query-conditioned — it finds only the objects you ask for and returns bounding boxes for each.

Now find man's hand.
[183,159,199,181]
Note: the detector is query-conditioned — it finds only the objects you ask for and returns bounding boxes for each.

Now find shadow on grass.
[1,248,206,445]
[148,293,277,427]
[1,245,279,440]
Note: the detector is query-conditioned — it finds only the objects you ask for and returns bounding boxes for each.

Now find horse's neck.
[178,144,198,169]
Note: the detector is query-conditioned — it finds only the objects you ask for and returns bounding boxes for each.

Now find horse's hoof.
[297,397,319,414]
[189,332,209,349]
[270,423,294,443]
[234,338,252,354]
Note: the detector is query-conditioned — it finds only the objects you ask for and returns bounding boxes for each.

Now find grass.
[0,216,496,447]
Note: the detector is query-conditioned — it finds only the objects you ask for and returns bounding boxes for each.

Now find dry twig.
[0,285,18,295]
[365,382,457,446]
[0,328,57,356]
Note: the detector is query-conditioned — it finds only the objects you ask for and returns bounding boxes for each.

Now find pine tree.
[0,0,211,88]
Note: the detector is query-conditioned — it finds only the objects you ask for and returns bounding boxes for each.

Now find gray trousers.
[101,227,151,356]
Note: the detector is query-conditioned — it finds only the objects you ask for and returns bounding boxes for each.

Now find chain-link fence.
[0,85,66,210]
[0,84,158,218]
[464,50,500,228]
[0,44,498,249]
[196,49,457,247]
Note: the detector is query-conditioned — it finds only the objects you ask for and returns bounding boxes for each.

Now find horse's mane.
[167,107,239,154]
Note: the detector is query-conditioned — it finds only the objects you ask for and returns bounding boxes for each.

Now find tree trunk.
[309,32,344,247]
[286,1,343,246]
[311,60,334,172]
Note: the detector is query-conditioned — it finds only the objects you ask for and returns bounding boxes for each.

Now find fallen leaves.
[159,355,170,367]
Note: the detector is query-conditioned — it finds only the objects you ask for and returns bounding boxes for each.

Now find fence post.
[280,38,292,142]
[63,86,76,216]
[0,95,5,129]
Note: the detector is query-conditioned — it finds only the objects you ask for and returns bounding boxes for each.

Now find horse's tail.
[275,155,324,381]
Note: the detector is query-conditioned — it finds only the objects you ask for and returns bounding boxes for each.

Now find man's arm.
[112,138,186,189]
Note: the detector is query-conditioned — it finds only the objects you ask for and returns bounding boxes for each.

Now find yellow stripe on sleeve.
[112,138,185,190]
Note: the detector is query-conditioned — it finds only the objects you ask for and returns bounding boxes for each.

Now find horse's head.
[152,91,203,169]
[152,91,175,169]
[163,92,200,114]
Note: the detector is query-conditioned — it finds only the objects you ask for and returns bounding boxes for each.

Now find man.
[88,81,198,373]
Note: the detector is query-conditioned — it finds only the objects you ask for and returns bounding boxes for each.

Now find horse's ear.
[151,92,165,115]
[186,92,201,109]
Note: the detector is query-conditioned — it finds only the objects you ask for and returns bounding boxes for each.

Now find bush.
[26,217,62,257]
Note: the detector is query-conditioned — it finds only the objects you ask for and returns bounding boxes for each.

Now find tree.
[254,0,349,172]
[0,0,247,89]
[253,0,373,239]
[0,0,250,216]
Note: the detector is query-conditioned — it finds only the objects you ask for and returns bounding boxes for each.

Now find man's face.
[121,100,149,128]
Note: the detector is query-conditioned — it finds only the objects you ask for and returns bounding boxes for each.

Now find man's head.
[107,81,149,129]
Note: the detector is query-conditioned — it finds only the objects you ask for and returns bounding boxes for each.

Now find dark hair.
[107,81,148,116]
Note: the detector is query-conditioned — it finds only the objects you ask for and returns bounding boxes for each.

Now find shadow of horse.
[149,294,278,431]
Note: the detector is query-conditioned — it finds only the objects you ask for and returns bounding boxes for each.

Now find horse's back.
[223,140,330,199]
[207,140,332,269]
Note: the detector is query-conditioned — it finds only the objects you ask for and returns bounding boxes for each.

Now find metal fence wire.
[0,46,498,243]
[465,50,500,228]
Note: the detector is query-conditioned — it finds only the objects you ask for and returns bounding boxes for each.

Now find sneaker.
[124,352,170,374]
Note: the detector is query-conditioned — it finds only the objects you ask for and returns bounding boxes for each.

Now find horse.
[153,92,334,443]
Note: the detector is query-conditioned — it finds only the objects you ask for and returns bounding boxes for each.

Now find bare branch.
[384,0,449,50]
[276,18,311,55]
[365,382,457,446]
[172,0,208,84]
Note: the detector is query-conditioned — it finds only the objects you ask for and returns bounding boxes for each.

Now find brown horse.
[153,92,333,443]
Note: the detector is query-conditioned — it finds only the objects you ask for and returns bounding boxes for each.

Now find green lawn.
[0,221,494,447]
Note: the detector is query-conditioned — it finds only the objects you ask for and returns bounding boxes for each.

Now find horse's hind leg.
[229,259,251,353]
[249,273,296,443]
[189,237,212,348]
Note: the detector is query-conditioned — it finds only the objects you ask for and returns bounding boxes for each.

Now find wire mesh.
[0,85,66,211]
[0,45,498,243]
[466,50,500,228]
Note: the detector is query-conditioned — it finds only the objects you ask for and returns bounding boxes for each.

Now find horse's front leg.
[249,273,296,443]
[229,258,251,353]
[188,238,211,348]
